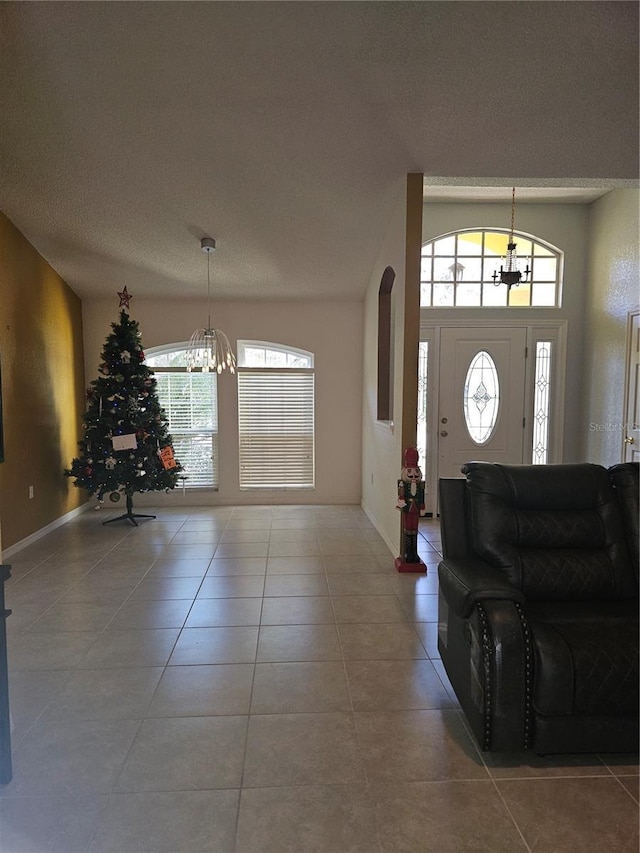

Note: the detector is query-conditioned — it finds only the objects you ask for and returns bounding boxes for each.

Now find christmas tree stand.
[103,493,156,527]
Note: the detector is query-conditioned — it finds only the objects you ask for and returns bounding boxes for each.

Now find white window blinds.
[238,369,315,489]
[154,371,218,488]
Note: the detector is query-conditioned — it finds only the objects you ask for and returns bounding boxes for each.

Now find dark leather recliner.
[437,461,639,754]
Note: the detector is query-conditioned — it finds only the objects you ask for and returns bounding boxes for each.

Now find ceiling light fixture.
[186,237,236,374]
[492,187,530,290]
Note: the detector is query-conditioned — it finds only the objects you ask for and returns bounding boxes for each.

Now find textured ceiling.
[0,1,638,301]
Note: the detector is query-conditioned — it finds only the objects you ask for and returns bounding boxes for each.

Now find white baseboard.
[361,501,397,557]
[2,503,91,560]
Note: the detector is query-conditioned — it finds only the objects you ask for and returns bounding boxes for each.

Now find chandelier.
[186,237,236,374]
[492,187,530,290]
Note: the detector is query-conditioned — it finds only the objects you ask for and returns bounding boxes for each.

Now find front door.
[437,327,527,480]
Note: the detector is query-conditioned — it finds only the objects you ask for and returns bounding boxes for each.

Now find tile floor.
[0,504,637,853]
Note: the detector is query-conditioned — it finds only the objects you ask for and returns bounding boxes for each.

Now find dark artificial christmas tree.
[65,294,182,525]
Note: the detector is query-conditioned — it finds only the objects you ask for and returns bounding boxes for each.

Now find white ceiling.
[1,2,637,302]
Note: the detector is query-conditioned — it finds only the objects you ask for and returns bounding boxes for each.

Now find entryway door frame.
[419,319,567,516]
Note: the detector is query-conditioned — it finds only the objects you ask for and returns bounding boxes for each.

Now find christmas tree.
[65,291,182,524]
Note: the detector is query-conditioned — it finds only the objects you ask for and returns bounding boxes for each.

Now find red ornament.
[85,466,93,476]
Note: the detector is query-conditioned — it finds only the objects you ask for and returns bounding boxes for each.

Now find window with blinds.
[145,348,218,488]
[237,342,315,490]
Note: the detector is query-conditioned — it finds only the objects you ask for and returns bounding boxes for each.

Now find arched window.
[420,229,562,307]
[145,345,218,488]
[237,341,315,489]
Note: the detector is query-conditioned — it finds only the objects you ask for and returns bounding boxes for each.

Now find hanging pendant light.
[186,237,236,374]
[492,187,530,290]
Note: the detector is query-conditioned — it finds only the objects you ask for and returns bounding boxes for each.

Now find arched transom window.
[421,229,562,308]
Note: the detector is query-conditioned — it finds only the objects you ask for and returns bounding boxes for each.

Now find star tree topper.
[117,286,132,309]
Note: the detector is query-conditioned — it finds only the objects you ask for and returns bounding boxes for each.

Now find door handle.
[624,436,635,445]
[440,430,448,437]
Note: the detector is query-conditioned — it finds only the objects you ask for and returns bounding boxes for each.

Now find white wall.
[421,201,590,462]
[361,182,408,553]
[82,298,363,505]
[583,189,640,465]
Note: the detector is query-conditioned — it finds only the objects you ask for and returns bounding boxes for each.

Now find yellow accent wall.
[0,212,86,549]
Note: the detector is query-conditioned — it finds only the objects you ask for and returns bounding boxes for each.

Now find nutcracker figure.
[394,447,427,573]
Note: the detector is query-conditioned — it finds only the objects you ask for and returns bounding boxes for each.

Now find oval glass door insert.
[463,350,500,444]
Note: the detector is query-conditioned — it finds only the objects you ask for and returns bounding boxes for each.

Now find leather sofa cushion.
[529,612,639,717]
[463,462,636,600]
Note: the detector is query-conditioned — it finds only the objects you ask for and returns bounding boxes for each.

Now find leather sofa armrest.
[438,556,525,618]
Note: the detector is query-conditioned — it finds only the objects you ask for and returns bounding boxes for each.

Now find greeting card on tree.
[159,445,177,470]
[112,433,138,451]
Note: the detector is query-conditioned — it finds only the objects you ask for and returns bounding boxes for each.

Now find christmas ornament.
[109,491,121,502]
[159,445,178,470]
[105,456,116,470]
[120,350,131,363]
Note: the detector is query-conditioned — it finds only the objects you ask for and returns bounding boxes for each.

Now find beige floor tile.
[26,602,119,633]
[7,669,73,744]
[323,555,384,573]
[220,528,271,543]
[168,626,258,664]
[185,597,262,627]
[260,596,335,625]
[126,576,204,601]
[56,576,140,604]
[251,661,351,713]
[158,544,218,559]
[267,541,322,557]
[266,555,325,573]
[78,628,180,668]
[332,595,408,624]
[371,779,529,852]
[327,573,395,595]
[197,575,266,598]
[388,573,438,595]
[147,663,254,716]
[1,719,140,796]
[263,573,329,597]
[146,558,210,577]
[0,794,108,853]
[8,631,100,671]
[206,557,267,576]
[397,593,439,621]
[235,784,379,853]
[320,541,374,556]
[115,716,247,792]
[243,713,366,787]
[338,623,427,660]
[414,621,440,658]
[354,709,487,782]
[268,528,319,543]
[346,659,456,711]
[168,530,223,544]
[257,624,343,662]
[214,542,269,559]
[105,598,192,630]
[497,777,640,853]
[89,790,238,853]
[40,667,163,721]
[618,776,640,802]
